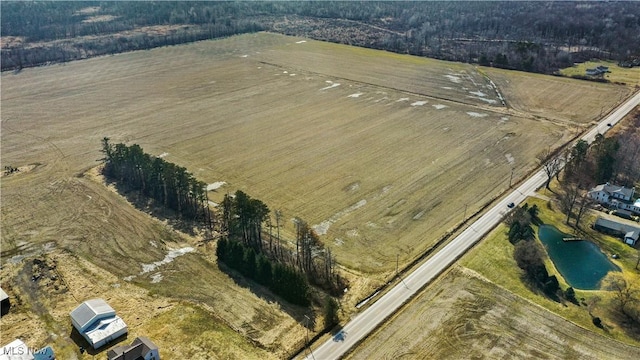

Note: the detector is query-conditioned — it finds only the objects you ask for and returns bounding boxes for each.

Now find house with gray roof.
[588,183,639,215]
[107,337,159,360]
[70,299,128,349]
[594,216,640,247]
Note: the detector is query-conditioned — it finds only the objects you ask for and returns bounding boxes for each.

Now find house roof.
[84,314,128,348]
[595,216,640,234]
[70,298,116,332]
[107,336,158,360]
[590,183,634,199]
[0,339,34,360]
[626,231,639,241]
[33,346,55,360]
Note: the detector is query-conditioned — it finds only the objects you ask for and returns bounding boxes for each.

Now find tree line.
[506,203,577,304]
[100,138,212,227]
[3,2,640,74]
[221,191,347,298]
[100,140,346,308]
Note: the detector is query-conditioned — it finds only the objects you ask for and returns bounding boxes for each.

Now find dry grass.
[0,33,581,276]
[0,251,279,360]
[0,32,632,357]
[348,267,640,360]
[484,67,632,124]
[461,194,640,344]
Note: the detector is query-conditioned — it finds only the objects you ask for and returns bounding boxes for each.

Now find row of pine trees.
[100,140,345,307]
[101,138,212,226]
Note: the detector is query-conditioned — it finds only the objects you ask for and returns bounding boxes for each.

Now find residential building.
[70,299,128,349]
[594,216,640,246]
[0,339,33,360]
[107,337,159,360]
[1,287,9,317]
[588,183,639,215]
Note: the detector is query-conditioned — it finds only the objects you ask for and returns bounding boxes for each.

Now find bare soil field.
[1,33,581,274]
[0,32,630,357]
[484,67,632,125]
[348,267,640,360]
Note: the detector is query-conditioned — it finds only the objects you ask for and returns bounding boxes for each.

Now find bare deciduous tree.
[537,148,562,190]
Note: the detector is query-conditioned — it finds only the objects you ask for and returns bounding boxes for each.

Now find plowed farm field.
[1,32,631,358]
[347,267,640,360]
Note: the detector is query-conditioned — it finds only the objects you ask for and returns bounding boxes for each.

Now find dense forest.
[2,1,640,73]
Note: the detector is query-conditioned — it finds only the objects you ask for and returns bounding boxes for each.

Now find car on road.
[507,202,515,208]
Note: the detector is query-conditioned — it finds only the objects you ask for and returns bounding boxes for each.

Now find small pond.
[537,225,619,290]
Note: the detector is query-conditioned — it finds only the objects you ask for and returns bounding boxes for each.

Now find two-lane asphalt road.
[306,90,640,360]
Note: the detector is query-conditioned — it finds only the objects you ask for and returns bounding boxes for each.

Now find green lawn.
[559,60,640,87]
[461,195,640,345]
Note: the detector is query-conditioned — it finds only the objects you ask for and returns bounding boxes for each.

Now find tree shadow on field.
[216,261,319,331]
[106,178,206,237]
[604,308,640,340]
[519,273,562,303]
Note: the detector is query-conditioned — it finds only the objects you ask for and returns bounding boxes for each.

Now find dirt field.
[2,33,591,275]
[348,267,640,360]
[0,32,631,357]
[484,67,632,125]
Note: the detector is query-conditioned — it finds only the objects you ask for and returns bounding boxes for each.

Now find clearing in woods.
[0,32,633,357]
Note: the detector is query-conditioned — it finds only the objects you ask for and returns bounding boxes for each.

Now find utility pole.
[396,254,399,277]
[509,168,514,188]
[304,315,315,360]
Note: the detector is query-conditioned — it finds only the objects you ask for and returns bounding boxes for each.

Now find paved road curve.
[305,90,640,360]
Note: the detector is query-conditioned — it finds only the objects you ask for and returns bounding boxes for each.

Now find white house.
[625,231,639,246]
[0,339,33,360]
[588,183,639,214]
[107,337,160,360]
[70,299,128,349]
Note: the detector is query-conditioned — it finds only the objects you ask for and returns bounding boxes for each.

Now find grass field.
[559,60,640,87]
[1,32,633,357]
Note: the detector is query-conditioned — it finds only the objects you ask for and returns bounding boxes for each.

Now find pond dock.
[562,237,585,242]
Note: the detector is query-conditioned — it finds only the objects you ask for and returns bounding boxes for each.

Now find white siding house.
[0,339,33,360]
[70,299,128,349]
[588,183,639,215]
[625,231,639,246]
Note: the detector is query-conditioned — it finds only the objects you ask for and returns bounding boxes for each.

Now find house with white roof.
[0,340,55,360]
[0,339,33,360]
[588,183,640,215]
[70,299,128,349]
